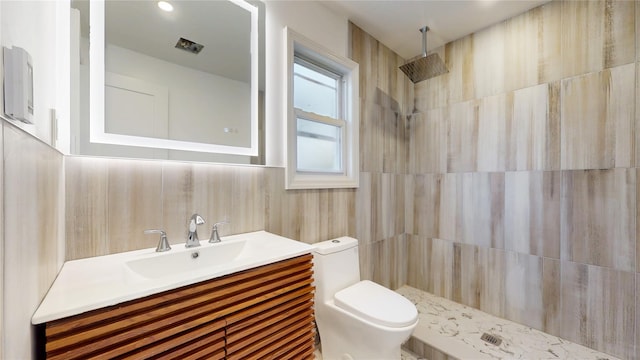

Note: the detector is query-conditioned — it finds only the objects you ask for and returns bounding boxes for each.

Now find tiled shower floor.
[397,286,620,360]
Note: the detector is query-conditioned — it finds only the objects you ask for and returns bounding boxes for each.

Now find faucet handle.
[209,221,229,243]
[144,229,171,252]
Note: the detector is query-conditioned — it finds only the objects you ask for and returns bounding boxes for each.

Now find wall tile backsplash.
[67,160,272,257]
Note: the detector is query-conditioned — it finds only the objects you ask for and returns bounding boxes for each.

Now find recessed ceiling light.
[157,1,173,12]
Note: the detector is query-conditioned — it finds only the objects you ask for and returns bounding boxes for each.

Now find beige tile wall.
[66,158,269,259]
[0,120,4,359]
[403,1,639,359]
[1,121,65,358]
[350,23,411,286]
[264,167,355,244]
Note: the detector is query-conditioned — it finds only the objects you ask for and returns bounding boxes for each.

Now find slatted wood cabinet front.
[42,254,315,359]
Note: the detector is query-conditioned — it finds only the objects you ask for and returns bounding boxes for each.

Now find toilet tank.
[313,237,361,303]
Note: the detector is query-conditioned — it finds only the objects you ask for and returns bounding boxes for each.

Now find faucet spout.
[186,214,205,248]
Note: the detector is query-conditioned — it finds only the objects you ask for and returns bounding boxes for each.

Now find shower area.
[350,0,638,358]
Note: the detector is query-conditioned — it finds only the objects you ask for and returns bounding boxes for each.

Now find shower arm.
[420,26,429,58]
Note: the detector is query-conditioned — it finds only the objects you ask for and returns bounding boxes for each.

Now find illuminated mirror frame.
[89,0,259,156]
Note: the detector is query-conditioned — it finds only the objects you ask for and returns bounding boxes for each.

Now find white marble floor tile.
[397,286,620,360]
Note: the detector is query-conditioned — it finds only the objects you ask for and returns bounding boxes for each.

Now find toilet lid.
[333,280,418,328]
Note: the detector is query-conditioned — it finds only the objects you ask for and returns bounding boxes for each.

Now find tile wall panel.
[405,235,426,293]
[403,1,639,358]
[465,172,505,249]
[446,100,479,173]
[561,168,636,272]
[560,261,635,359]
[636,62,640,169]
[637,0,640,63]
[356,172,373,243]
[453,243,505,318]
[359,99,383,173]
[406,174,440,238]
[3,122,64,359]
[382,107,407,174]
[65,157,109,259]
[503,1,562,92]
[476,93,508,172]
[380,173,405,241]
[406,236,454,299]
[350,24,378,107]
[560,0,635,79]
[504,171,561,258]
[637,275,640,360]
[504,252,544,330]
[360,235,407,290]
[161,161,265,245]
[0,122,3,359]
[264,167,355,244]
[351,22,408,287]
[444,35,476,107]
[507,82,560,171]
[437,173,464,242]
[561,63,635,170]
[541,258,562,336]
[472,22,505,99]
[107,160,163,253]
[407,109,447,174]
[67,158,268,259]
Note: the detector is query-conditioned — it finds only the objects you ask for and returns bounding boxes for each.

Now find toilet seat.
[333,280,418,328]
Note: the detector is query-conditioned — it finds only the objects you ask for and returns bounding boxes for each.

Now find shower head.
[399,26,448,83]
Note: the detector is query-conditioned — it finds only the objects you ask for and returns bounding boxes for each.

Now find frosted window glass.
[293,62,338,118]
[297,118,342,172]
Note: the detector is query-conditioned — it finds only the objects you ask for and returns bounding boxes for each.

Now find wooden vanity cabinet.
[40,254,315,359]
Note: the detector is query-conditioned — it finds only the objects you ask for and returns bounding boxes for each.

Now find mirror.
[71,0,264,164]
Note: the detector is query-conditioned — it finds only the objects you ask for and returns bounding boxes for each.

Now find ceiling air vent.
[175,37,204,54]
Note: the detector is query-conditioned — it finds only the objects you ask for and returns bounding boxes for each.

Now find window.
[285,28,359,189]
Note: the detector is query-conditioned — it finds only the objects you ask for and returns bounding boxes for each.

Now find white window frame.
[284,27,359,189]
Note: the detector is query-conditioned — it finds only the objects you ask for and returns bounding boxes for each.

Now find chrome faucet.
[209,221,229,243]
[144,229,171,252]
[186,214,205,248]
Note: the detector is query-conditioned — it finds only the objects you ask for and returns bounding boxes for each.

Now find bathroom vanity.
[32,231,315,359]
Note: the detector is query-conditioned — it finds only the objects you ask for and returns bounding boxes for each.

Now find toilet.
[312,237,418,360]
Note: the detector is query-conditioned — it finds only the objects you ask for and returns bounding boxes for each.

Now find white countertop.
[32,231,314,324]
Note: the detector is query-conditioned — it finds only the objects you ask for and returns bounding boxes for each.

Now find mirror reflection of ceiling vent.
[175,37,204,54]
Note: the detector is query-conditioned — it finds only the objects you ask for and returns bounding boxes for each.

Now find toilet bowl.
[313,237,418,360]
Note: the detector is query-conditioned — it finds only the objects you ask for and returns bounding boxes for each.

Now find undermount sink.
[125,240,247,279]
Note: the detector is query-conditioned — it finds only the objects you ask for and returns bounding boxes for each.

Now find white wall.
[0,0,70,153]
[106,44,252,148]
[75,40,253,164]
[264,1,349,167]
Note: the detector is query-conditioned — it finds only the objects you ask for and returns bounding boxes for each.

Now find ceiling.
[319,0,551,60]
[76,0,551,83]
[105,0,252,83]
